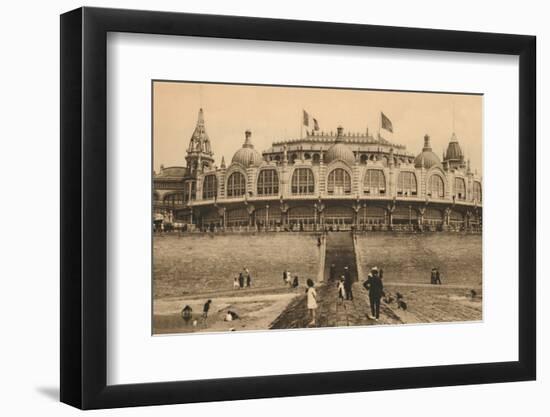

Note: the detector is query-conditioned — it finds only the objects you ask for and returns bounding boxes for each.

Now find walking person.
[292,275,299,288]
[306,279,318,326]
[430,267,437,285]
[363,268,384,321]
[238,272,244,289]
[337,276,346,304]
[434,268,442,285]
[343,266,353,300]
[246,272,252,288]
[202,300,212,324]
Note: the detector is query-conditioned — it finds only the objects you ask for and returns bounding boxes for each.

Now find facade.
[154,109,483,232]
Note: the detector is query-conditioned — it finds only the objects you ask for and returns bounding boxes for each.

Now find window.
[473,181,482,202]
[428,174,445,198]
[364,169,386,195]
[202,175,217,200]
[227,172,246,197]
[163,193,185,205]
[291,168,315,195]
[455,177,466,200]
[397,172,417,196]
[257,169,279,196]
[327,168,351,195]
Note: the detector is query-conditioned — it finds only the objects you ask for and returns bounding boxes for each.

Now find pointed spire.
[220,156,226,169]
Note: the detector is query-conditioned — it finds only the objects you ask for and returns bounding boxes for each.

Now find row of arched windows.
[200,169,481,201]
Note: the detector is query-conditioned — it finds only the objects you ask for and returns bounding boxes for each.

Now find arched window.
[397,172,417,196]
[257,169,279,196]
[327,168,351,195]
[291,168,315,195]
[227,172,246,197]
[363,169,386,195]
[202,175,217,200]
[455,177,466,200]
[428,174,445,198]
[473,181,482,202]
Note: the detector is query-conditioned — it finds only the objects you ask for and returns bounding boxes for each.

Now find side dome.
[414,134,441,169]
[324,126,356,165]
[231,130,264,167]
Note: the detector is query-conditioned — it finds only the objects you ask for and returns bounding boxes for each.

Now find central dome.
[324,126,356,165]
[231,130,263,167]
[414,134,441,169]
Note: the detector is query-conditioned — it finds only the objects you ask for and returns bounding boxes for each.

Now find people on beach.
[363,267,384,321]
[337,276,346,303]
[283,270,288,284]
[344,266,353,300]
[233,277,239,290]
[238,272,244,289]
[306,279,318,326]
[430,267,442,285]
[292,275,299,288]
[181,305,193,324]
[224,310,240,321]
[202,299,212,322]
[246,271,252,288]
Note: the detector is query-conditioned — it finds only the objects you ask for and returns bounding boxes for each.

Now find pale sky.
[153,81,482,174]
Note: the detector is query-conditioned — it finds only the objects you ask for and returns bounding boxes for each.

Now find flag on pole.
[313,118,320,131]
[381,112,393,133]
[303,110,309,127]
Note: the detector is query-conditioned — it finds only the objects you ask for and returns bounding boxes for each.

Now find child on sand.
[306,279,318,326]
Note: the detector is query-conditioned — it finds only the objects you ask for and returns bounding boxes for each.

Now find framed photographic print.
[60,7,536,409]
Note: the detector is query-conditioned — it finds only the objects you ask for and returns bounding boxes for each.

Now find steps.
[324,232,358,282]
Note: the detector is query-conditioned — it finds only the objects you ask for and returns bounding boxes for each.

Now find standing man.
[202,300,212,324]
[434,268,442,285]
[364,267,384,321]
[343,266,353,300]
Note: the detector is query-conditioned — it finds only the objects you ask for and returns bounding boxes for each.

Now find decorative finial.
[220,156,226,169]
[243,130,253,148]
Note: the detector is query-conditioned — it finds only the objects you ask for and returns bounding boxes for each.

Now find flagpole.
[300,109,303,139]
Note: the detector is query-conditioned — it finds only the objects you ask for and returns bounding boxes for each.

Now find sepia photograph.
[152,81,483,335]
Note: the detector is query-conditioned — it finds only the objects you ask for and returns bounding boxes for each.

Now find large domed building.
[154,109,482,232]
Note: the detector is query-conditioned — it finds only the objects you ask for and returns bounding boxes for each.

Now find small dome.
[324,126,356,165]
[445,133,464,161]
[231,130,264,167]
[414,134,441,169]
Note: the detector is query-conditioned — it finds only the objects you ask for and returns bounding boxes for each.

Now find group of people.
[181,299,241,327]
[233,267,252,289]
[430,267,443,285]
[332,264,354,301]
[282,270,300,288]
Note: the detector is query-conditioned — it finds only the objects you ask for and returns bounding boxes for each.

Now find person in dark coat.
[238,272,244,289]
[343,266,353,300]
[364,268,384,320]
[202,300,212,323]
[434,268,442,285]
[430,268,437,285]
[292,275,299,288]
[246,272,252,287]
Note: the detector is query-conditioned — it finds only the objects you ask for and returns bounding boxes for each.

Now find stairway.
[324,232,358,282]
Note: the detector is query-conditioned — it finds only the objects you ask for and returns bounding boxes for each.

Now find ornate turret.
[443,132,465,170]
[186,108,215,176]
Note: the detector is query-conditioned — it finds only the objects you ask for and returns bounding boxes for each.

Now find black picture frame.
[60,6,536,410]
